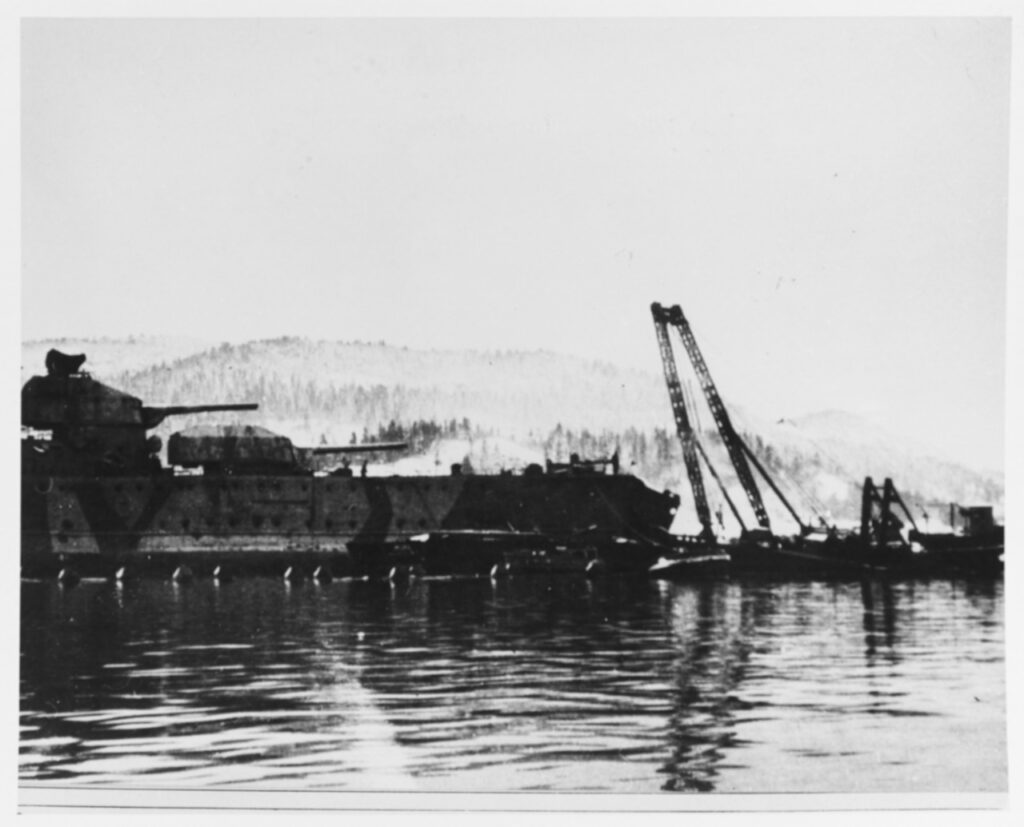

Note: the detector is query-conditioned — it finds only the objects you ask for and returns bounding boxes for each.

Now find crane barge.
[650,302,1003,577]
[651,302,877,575]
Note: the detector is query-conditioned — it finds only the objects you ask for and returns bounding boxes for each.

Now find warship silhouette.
[21,350,687,581]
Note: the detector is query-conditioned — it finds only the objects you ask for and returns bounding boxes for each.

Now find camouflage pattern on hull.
[20,349,681,580]
[21,471,679,579]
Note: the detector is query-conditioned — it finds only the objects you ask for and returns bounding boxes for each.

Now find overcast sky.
[20,17,1010,468]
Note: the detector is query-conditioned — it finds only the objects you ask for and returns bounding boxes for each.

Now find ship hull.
[726,535,1004,578]
[21,470,679,579]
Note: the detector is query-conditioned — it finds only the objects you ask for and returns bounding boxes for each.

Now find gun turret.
[141,403,259,429]
[167,434,408,476]
[21,350,260,476]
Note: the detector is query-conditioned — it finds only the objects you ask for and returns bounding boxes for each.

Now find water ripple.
[20,574,1006,792]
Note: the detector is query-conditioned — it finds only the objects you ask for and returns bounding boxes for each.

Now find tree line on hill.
[107,345,1002,524]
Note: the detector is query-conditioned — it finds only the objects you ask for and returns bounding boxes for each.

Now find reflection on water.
[20,573,1005,792]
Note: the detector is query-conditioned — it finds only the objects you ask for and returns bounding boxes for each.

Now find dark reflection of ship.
[20,575,770,789]
[20,580,352,783]
[861,579,900,666]
[655,580,769,792]
[20,572,1006,791]
[346,576,775,792]
[344,575,683,786]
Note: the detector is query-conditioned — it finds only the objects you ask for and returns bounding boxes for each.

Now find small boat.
[648,550,731,579]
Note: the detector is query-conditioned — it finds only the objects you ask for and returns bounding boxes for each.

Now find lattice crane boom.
[656,303,773,531]
[651,306,714,538]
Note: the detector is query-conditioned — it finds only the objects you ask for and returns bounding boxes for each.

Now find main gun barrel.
[153,403,259,416]
[141,403,259,428]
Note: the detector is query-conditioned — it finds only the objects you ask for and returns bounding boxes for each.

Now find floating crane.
[651,303,809,538]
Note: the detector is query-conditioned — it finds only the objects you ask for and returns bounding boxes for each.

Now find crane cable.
[766,418,849,527]
[684,314,829,529]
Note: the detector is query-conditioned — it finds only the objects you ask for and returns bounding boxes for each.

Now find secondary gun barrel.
[311,441,408,455]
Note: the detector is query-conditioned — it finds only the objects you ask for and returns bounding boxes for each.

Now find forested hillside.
[21,336,1004,529]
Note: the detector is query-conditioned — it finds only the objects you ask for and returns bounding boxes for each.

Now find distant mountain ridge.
[64,336,675,435]
[21,336,1003,524]
[21,335,215,381]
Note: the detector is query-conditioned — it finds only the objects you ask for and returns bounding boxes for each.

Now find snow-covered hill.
[21,336,1003,526]
[21,335,214,383]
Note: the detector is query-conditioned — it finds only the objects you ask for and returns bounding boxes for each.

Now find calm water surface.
[20,573,1005,793]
